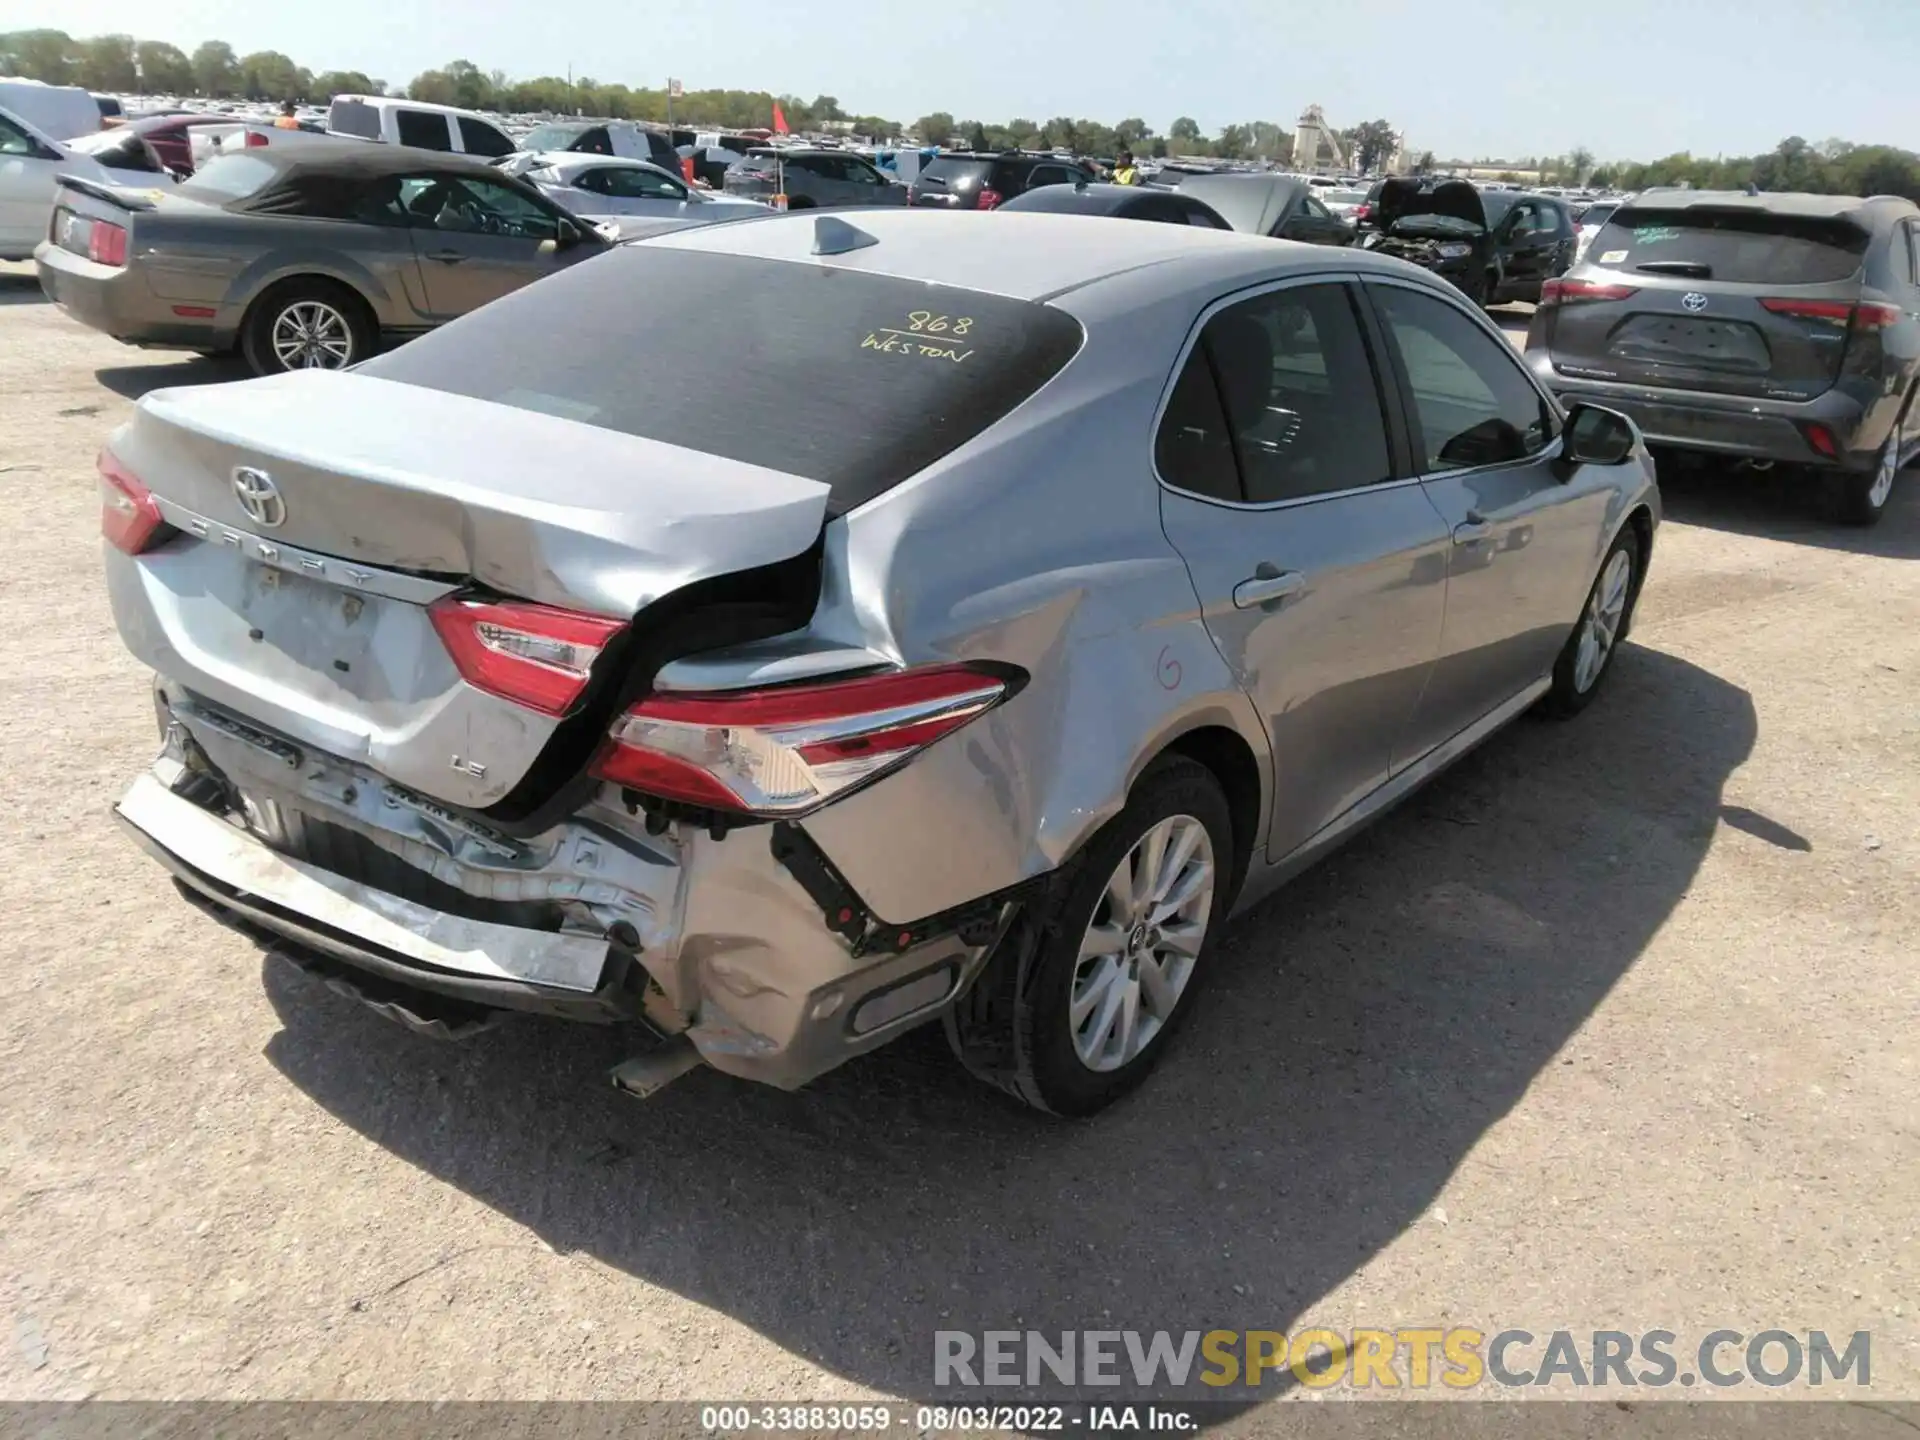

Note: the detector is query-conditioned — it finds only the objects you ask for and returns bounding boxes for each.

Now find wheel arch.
[1141,722,1265,908]
[239,271,378,326]
[1618,502,1655,640]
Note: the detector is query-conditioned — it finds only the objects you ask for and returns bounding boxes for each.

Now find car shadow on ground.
[262,644,1754,1404]
[0,271,46,306]
[95,353,250,400]
[1657,457,1920,561]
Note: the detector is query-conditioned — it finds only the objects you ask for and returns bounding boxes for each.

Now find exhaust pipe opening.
[611,1034,705,1099]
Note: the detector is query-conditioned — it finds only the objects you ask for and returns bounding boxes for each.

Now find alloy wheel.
[1573,547,1634,694]
[270,300,354,371]
[1070,814,1215,1072]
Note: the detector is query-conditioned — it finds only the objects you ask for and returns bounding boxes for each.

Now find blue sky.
[35,0,1920,160]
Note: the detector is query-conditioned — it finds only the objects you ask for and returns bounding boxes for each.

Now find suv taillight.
[98,450,165,554]
[428,597,625,717]
[245,130,269,148]
[86,220,127,267]
[592,664,1015,816]
[1761,297,1900,331]
[977,187,1004,210]
[1539,278,1637,308]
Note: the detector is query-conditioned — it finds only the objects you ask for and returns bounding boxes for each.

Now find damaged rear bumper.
[118,688,1010,1089]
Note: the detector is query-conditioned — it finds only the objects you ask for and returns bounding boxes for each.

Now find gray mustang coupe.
[38,144,616,375]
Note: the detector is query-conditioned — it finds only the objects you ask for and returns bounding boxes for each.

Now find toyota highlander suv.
[1526,187,1920,524]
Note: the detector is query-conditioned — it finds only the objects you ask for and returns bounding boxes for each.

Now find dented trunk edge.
[120,688,1022,1090]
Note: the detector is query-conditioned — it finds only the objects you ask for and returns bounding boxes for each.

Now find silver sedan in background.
[502,151,769,223]
[100,212,1657,1115]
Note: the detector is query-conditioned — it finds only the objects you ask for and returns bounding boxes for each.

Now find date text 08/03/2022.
[700,1404,1200,1434]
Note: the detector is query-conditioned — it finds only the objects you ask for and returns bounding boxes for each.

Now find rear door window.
[1592,206,1869,284]
[458,116,515,157]
[356,248,1086,514]
[396,109,453,151]
[1157,283,1395,504]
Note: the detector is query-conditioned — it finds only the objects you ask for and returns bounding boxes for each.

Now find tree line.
[0,29,1380,163]
[10,30,1920,200]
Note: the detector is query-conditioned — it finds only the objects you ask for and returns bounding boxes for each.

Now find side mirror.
[552,219,582,250]
[1561,402,1637,467]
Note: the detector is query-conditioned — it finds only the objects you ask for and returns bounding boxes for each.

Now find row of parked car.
[12,82,1915,531]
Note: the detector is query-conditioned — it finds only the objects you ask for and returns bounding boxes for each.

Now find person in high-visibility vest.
[1112,150,1140,185]
[273,100,301,131]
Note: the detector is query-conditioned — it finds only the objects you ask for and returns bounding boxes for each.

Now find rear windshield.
[916,157,993,188]
[174,152,278,203]
[1591,206,1869,284]
[328,98,381,141]
[356,247,1085,514]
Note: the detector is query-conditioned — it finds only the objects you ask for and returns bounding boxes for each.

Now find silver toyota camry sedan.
[103,209,1658,1115]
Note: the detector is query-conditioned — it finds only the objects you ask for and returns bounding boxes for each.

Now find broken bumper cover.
[117,697,1010,1089]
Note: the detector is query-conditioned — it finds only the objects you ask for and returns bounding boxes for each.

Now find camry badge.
[231,467,286,528]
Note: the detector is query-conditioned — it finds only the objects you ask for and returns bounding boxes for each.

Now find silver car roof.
[522,151,681,182]
[635,209,1424,303]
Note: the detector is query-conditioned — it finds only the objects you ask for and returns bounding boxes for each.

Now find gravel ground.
[0,265,1915,1407]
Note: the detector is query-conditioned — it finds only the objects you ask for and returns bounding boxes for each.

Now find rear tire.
[1828,432,1900,527]
[1540,526,1641,719]
[240,278,375,377]
[944,756,1234,1117]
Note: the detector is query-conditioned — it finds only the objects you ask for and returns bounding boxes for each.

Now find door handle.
[1232,567,1306,610]
[1452,509,1493,544]
[425,250,467,264]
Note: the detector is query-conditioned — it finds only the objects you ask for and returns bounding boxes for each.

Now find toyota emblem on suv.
[1682,292,1709,313]
[231,467,286,528]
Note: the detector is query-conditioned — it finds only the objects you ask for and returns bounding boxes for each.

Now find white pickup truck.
[189,95,519,168]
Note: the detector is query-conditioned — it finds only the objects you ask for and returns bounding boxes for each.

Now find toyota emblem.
[1681,292,1709,313]
[231,466,286,528]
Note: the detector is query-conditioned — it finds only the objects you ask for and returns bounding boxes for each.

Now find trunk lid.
[1541,202,1872,401]
[108,371,830,810]
[124,371,830,615]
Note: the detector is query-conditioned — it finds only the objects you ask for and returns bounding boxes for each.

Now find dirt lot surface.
[1,263,1915,1410]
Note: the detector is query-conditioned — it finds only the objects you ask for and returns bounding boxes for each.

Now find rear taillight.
[1539,278,1637,308]
[592,663,1014,816]
[1353,203,1371,222]
[245,130,269,148]
[1760,297,1852,325]
[86,220,127,267]
[977,188,1004,210]
[1760,297,1900,331]
[98,450,165,554]
[428,597,625,717]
